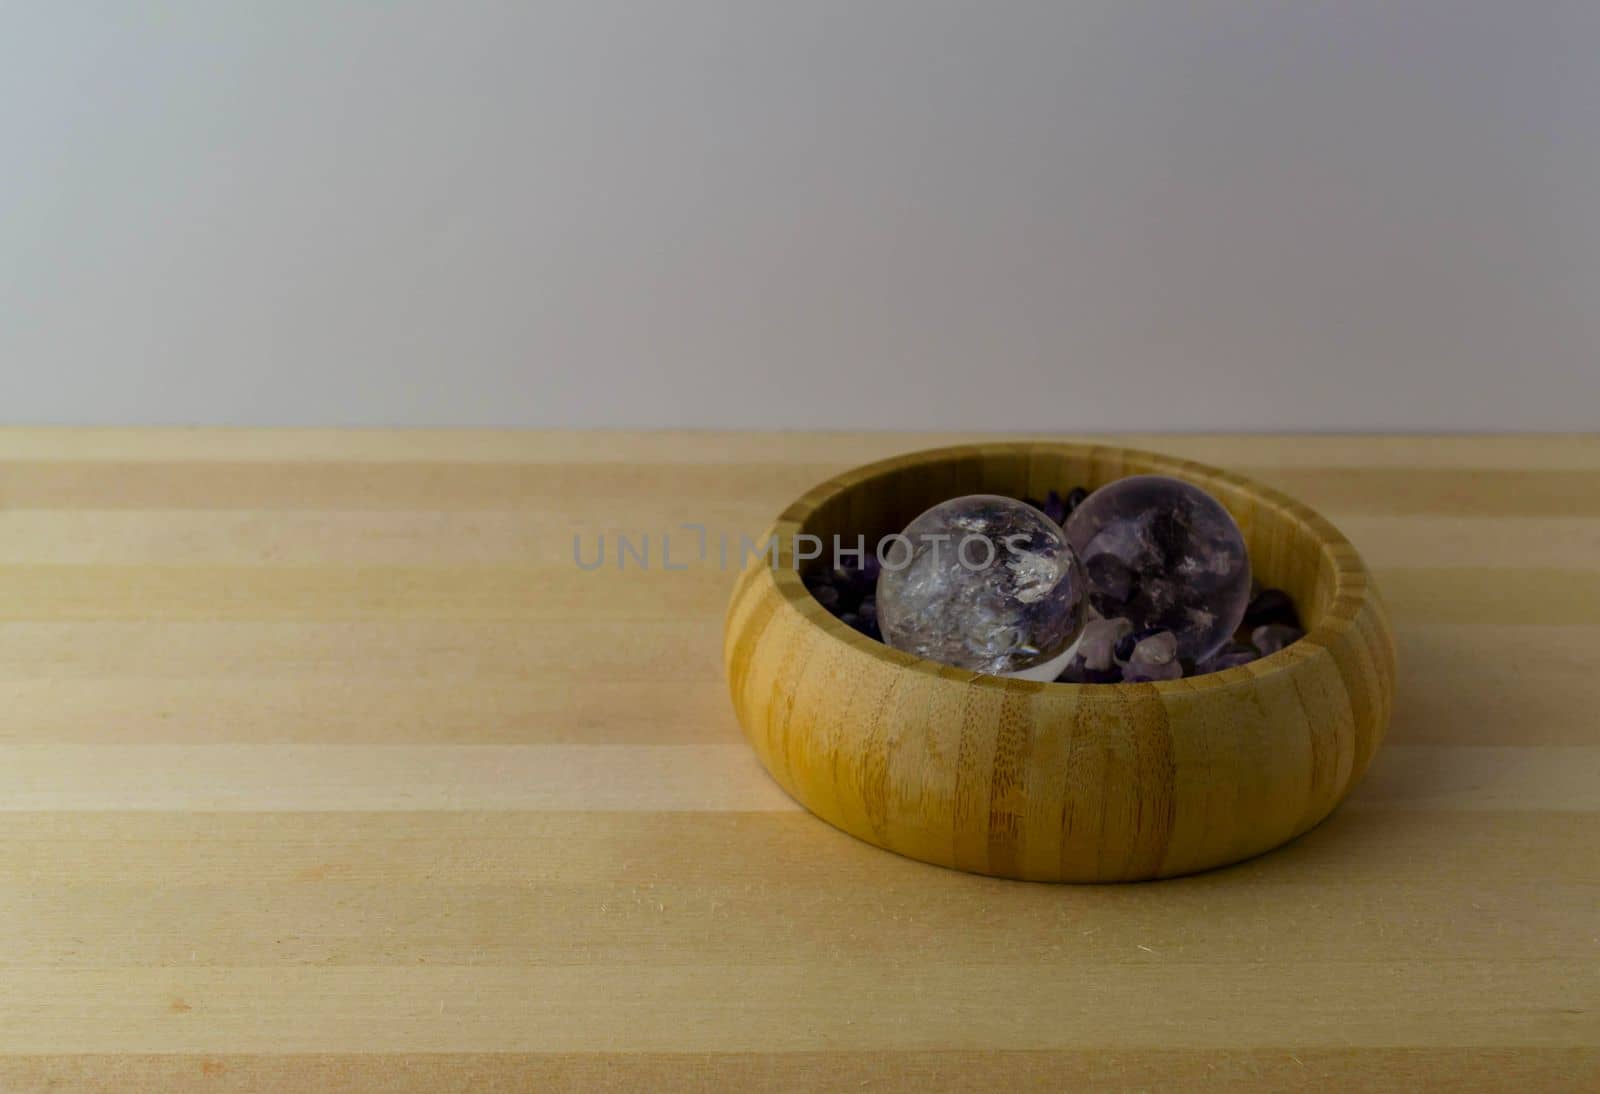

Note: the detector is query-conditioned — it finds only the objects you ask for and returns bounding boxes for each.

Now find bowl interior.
[790,444,1346,636]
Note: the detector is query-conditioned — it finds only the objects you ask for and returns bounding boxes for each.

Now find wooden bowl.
[724,443,1397,882]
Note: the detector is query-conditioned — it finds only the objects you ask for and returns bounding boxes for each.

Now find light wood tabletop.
[0,430,1595,1091]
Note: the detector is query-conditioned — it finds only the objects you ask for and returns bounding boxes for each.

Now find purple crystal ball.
[1064,475,1251,662]
[876,495,1087,676]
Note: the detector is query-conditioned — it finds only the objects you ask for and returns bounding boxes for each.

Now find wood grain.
[1,430,1596,1091]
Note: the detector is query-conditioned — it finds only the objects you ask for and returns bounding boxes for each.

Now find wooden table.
[1,430,1595,1091]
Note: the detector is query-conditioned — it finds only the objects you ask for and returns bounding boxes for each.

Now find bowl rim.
[759,441,1372,698]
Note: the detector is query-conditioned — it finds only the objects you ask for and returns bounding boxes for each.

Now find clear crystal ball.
[1064,475,1251,662]
[876,495,1087,676]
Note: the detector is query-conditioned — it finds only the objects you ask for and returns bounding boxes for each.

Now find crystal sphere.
[1064,475,1251,662]
[876,495,1087,677]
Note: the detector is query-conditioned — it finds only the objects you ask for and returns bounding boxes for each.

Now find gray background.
[3,0,1596,430]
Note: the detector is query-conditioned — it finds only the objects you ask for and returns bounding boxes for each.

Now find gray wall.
[3,1,1597,430]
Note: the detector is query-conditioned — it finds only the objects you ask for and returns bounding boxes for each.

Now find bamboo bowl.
[724,443,1397,882]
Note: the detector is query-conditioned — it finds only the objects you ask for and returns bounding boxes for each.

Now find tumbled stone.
[1078,615,1134,672]
[1251,623,1304,656]
[1243,588,1302,631]
[1196,643,1260,674]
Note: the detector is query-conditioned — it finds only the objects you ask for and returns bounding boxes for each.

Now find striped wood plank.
[0,431,1596,1090]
